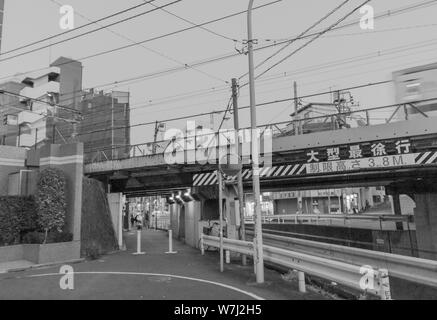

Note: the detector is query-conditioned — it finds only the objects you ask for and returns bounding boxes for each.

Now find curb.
[7,258,86,273]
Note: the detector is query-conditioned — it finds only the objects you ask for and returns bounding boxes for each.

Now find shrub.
[0,197,37,246]
[36,168,68,243]
[22,230,73,244]
[22,231,45,244]
[48,230,73,243]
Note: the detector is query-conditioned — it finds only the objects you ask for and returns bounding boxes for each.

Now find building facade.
[80,89,130,162]
[0,56,131,162]
[0,57,83,148]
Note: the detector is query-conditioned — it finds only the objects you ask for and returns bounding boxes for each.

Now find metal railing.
[154,215,170,230]
[245,214,413,229]
[245,230,437,289]
[84,99,437,165]
[200,234,392,299]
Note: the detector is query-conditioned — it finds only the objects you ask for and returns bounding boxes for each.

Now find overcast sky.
[1,0,437,144]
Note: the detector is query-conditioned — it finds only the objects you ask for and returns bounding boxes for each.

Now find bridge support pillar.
[391,193,404,231]
[107,193,124,249]
[414,193,437,260]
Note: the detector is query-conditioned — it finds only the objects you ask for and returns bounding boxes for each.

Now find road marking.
[25,272,265,300]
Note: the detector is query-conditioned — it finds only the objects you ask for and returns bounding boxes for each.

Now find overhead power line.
[78,80,391,138]
[0,0,183,64]
[0,0,156,57]
[145,1,239,42]
[220,0,354,133]
[239,0,351,80]
[0,0,430,86]
[254,0,373,81]
[47,0,228,85]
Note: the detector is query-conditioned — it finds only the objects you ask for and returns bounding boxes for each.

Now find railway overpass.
[84,115,437,260]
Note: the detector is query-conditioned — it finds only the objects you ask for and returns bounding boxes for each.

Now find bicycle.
[198,220,227,252]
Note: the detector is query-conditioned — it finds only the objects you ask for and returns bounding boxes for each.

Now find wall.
[413,193,437,260]
[254,223,417,254]
[81,178,118,256]
[0,146,26,196]
[31,143,84,241]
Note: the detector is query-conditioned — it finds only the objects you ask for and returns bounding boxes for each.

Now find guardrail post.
[377,269,392,300]
[253,238,257,275]
[298,271,306,293]
[226,249,231,264]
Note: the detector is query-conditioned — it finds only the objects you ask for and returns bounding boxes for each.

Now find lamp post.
[247,0,264,283]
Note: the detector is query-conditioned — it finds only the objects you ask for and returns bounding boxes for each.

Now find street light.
[247,0,264,284]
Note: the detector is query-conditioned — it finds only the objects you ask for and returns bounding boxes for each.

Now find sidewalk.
[0,229,327,300]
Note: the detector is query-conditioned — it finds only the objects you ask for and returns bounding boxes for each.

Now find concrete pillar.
[413,193,437,260]
[37,143,83,242]
[107,193,124,249]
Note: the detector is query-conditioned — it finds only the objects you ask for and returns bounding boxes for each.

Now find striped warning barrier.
[193,164,307,187]
[415,152,437,165]
[193,152,437,187]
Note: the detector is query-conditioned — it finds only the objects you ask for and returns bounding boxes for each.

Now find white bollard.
[200,233,205,255]
[298,271,306,293]
[225,250,230,264]
[132,228,145,255]
[165,229,177,254]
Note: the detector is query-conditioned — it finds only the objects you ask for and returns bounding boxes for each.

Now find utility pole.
[153,121,159,154]
[293,81,303,215]
[217,170,224,272]
[231,78,247,266]
[247,0,264,283]
[111,91,114,160]
[293,81,299,135]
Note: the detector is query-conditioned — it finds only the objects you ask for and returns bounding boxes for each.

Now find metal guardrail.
[200,234,391,299]
[246,230,437,289]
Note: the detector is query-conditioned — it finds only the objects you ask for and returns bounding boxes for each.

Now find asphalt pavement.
[0,229,327,300]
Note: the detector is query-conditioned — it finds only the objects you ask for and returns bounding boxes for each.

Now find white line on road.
[25,272,265,300]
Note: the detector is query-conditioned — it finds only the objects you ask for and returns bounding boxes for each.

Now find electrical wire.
[0,1,183,64]
[0,0,156,57]
[47,0,228,84]
[253,0,373,81]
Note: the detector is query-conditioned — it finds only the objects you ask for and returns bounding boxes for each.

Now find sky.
[1,0,437,145]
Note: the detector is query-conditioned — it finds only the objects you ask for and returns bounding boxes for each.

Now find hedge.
[0,196,37,246]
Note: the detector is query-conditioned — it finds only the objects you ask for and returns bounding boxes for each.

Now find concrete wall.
[414,193,437,260]
[0,242,80,264]
[0,245,24,263]
[169,201,202,248]
[0,146,26,196]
